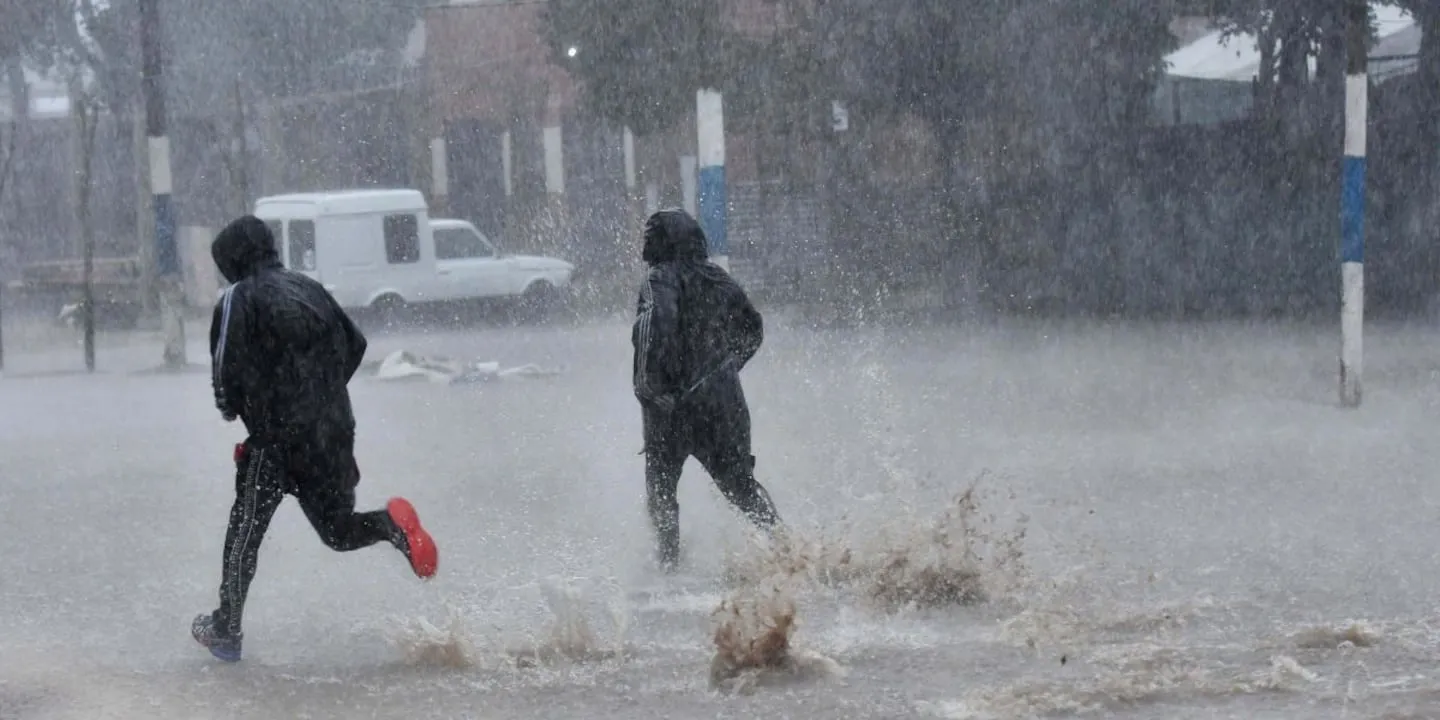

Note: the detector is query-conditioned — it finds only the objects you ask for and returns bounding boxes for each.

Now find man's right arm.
[731,284,764,370]
[335,301,368,382]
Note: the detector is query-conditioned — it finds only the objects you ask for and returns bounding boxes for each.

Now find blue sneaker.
[192,613,243,662]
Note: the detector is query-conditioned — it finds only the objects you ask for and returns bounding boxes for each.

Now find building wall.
[424,1,575,130]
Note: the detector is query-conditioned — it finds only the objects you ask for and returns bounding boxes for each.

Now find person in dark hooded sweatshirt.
[633,208,782,572]
[191,215,438,662]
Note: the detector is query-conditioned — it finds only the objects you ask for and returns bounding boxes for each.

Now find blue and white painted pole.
[696,89,727,270]
[139,0,185,368]
[1340,1,1367,408]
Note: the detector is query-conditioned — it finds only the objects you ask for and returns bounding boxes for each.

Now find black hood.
[642,209,709,265]
[213,215,282,283]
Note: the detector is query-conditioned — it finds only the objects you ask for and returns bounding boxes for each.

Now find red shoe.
[387,497,437,579]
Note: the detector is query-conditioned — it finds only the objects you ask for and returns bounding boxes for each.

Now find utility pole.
[71,82,99,372]
[696,89,728,270]
[1339,0,1367,407]
[232,79,250,216]
[140,0,186,369]
[0,117,15,375]
[134,97,155,320]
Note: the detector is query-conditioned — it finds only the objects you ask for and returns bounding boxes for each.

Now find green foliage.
[79,0,422,108]
[720,2,835,142]
[540,0,741,135]
[818,0,1001,129]
[820,0,1176,132]
[0,0,72,67]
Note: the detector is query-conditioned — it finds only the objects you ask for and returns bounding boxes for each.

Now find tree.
[540,0,744,136]
[817,0,1178,302]
[822,0,1176,172]
[78,0,424,110]
[0,0,79,196]
[0,0,93,370]
[0,0,73,68]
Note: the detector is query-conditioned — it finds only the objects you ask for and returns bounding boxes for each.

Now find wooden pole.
[72,84,99,371]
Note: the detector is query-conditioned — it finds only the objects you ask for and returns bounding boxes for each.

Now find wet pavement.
[5,316,1440,718]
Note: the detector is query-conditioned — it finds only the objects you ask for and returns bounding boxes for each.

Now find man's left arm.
[210,284,252,421]
[634,266,681,407]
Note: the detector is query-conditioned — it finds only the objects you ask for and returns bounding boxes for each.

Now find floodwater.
[4,315,1440,719]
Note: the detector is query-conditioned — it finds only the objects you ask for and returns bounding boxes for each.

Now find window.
[434,227,494,260]
[384,214,420,264]
[288,220,316,271]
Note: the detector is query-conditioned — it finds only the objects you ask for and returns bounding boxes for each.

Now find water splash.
[724,478,1029,612]
[508,576,629,668]
[708,562,844,695]
[391,606,476,669]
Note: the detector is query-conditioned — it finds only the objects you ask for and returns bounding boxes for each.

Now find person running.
[192,215,438,662]
[632,209,782,572]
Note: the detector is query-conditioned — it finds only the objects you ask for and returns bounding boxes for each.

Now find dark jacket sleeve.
[334,301,368,382]
[731,286,763,370]
[633,264,681,401]
[210,283,255,419]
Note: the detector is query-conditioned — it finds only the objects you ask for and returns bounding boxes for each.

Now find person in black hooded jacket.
[632,209,782,571]
[191,215,438,663]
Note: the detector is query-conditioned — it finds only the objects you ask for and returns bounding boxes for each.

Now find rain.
[3,0,1440,717]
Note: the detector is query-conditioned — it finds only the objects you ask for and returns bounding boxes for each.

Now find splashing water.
[392,605,476,669]
[1289,621,1382,650]
[390,600,478,669]
[708,567,844,695]
[723,477,1029,612]
[508,576,629,668]
[389,578,629,671]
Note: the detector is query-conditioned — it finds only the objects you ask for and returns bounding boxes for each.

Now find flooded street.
[5,317,1440,719]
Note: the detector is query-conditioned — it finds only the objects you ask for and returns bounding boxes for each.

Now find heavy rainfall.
[3,0,1440,718]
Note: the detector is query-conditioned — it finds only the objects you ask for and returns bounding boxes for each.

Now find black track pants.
[211,432,397,638]
[643,380,780,567]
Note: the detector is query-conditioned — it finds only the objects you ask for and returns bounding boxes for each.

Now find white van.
[252,189,574,317]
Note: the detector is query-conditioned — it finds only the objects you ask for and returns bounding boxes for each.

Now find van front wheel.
[516,282,558,324]
[370,294,408,331]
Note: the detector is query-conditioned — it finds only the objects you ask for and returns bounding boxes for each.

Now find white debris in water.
[374,349,562,384]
